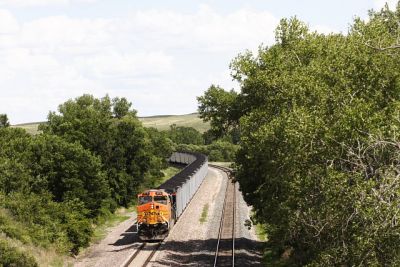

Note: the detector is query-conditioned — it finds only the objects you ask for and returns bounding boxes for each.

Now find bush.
[0,239,38,267]
[2,192,92,254]
[29,134,110,217]
[166,125,204,145]
[176,140,238,162]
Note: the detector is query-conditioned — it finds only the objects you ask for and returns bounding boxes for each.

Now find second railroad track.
[211,164,236,267]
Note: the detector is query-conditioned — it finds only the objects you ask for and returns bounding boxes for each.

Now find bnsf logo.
[143,211,163,216]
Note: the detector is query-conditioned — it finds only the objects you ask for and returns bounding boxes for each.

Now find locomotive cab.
[137,189,174,240]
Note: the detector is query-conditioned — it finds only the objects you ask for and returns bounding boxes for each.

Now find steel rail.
[211,164,236,267]
[123,242,146,267]
[213,173,229,267]
[123,242,161,267]
[142,242,162,267]
[232,180,236,267]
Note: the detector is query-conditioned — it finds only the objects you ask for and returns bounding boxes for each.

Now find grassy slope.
[0,165,183,266]
[139,113,209,132]
[12,113,210,134]
[12,122,43,135]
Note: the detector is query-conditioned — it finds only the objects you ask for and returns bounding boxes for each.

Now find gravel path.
[74,211,140,267]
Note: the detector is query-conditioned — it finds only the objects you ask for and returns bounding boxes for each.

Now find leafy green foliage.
[0,114,10,128]
[167,124,204,145]
[0,95,173,261]
[199,3,400,265]
[159,121,237,162]
[29,134,110,217]
[0,239,38,267]
[1,192,92,254]
[0,128,32,194]
[40,94,168,207]
[197,85,240,139]
[176,140,238,162]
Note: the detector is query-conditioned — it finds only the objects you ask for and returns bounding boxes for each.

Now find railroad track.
[122,164,235,267]
[210,164,236,267]
[122,241,161,267]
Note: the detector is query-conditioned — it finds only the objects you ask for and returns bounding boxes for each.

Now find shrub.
[0,239,38,267]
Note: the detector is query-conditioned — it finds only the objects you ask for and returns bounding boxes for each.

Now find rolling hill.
[13,113,210,134]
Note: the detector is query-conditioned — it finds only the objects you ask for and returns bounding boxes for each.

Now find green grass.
[255,223,268,242]
[199,204,209,224]
[139,113,210,133]
[92,208,132,244]
[0,208,75,266]
[160,166,181,184]
[12,113,210,135]
[12,122,43,135]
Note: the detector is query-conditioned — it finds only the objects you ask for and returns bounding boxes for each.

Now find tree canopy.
[40,94,167,207]
[0,114,10,128]
[0,94,173,263]
[197,85,239,139]
[198,3,400,266]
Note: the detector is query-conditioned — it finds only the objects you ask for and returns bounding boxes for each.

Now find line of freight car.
[136,152,208,240]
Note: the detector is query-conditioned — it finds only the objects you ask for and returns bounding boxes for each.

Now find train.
[136,152,208,240]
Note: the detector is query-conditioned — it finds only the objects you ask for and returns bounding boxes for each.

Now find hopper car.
[136,152,208,240]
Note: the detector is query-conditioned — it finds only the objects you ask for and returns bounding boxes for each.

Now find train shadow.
[109,223,264,266]
[153,237,263,267]
[109,224,139,248]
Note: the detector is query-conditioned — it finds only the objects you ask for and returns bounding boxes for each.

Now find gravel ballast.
[74,211,141,267]
[152,167,263,266]
[74,166,264,267]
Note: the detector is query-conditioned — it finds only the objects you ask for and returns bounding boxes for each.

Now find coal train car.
[136,152,208,240]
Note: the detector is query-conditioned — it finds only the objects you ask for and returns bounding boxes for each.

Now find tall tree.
[197,85,240,139]
[29,134,110,216]
[167,124,204,145]
[40,94,167,207]
[0,114,10,128]
[198,4,400,265]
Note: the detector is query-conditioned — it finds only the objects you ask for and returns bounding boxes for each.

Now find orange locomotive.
[136,152,208,240]
[137,189,175,240]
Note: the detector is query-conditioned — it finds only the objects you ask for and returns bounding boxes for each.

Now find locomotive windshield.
[154,196,167,205]
[139,196,152,205]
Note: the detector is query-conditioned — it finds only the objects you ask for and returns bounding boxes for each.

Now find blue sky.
[0,0,397,123]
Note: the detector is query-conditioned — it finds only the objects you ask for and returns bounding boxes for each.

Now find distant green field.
[12,113,210,135]
[12,122,43,135]
[140,113,210,133]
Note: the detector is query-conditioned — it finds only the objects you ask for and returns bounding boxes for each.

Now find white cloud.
[0,0,96,8]
[128,6,278,53]
[374,0,398,10]
[0,9,19,33]
[0,5,281,123]
[73,51,173,78]
[311,25,337,35]
[20,16,111,48]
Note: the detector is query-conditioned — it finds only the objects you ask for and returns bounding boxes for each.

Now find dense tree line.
[0,95,172,264]
[160,124,238,162]
[198,4,400,266]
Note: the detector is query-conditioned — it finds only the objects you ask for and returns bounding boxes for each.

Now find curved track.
[122,164,236,267]
[210,165,236,267]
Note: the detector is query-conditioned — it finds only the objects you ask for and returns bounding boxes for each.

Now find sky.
[0,0,398,124]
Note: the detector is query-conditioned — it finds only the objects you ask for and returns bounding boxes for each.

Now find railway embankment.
[152,166,263,267]
[74,165,263,266]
